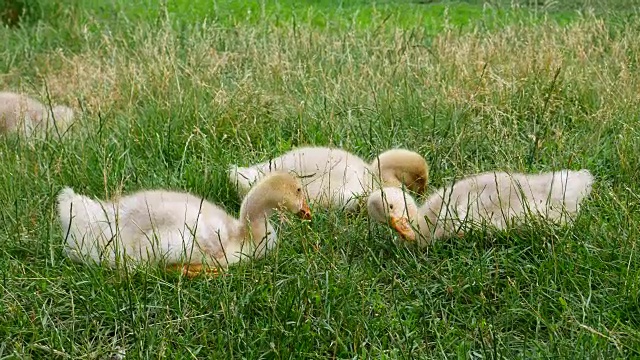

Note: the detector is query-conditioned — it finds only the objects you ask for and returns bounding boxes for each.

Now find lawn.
[1,0,639,358]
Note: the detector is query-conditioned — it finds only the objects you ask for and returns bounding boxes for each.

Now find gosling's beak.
[298,199,312,220]
[390,216,415,241]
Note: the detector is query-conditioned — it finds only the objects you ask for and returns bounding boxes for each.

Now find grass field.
[1,0,639,358]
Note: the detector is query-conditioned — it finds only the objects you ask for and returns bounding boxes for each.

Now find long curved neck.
[379,169,403,188]
[239,187,277,247]
[416,191,451,245]
[370,159,402,188]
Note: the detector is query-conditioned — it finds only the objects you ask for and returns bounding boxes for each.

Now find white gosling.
[367,169,594,246]
[229,147,429,211]
[58,172,311,278]
[0,91,75,136]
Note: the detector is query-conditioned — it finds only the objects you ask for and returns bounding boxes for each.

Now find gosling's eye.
[389,204,394,210]
[297,188,301,193]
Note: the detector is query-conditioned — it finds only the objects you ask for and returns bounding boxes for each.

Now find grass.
[1,0,639,358]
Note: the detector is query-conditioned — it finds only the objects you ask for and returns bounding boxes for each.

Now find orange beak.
[298,199,312,220]
[390,216,416,241]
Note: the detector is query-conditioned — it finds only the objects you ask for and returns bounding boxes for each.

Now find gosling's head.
[255,171,311,219]
[367,187,419,241]
[371,149,429,194]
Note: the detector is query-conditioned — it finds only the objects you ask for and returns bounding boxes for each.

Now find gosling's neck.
[370,157,403,187]
[401,194,420,227]
[415,193,450,245]
[379,169,403,188]
[239,188,277,247]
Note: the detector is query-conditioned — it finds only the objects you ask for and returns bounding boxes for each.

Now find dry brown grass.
[5,14,630,133]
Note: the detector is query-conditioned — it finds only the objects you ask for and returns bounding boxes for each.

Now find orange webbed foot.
[167,264,221,278]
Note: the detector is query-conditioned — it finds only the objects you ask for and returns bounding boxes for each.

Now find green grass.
[1,0,639,358]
